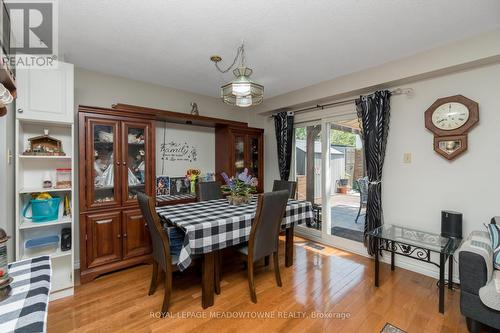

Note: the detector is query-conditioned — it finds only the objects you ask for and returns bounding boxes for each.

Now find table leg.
[214,250,221,295]
[374,238,380,287]
[202,252,215,309]
[448,255,453,290]
[390,243,395,271]
[439,253,445,314]
[285,226,294,267]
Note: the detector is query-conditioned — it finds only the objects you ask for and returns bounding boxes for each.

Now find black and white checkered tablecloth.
[0,256,51,333]
[156,196,314,271]
[156,194,197,203]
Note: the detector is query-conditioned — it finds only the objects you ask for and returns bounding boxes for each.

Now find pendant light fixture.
[210,43,264,108]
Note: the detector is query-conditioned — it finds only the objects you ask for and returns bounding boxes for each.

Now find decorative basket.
[227,194,252,206]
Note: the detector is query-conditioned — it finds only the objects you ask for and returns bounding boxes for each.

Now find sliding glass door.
[294,123,323,235]
[293,111,366,251]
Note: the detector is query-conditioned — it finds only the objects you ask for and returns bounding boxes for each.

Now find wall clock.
[424,95,478,160]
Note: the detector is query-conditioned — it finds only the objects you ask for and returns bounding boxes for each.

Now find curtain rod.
[269,87,413,119]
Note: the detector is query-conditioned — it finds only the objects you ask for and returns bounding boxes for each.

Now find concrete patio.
[298,192,365,242]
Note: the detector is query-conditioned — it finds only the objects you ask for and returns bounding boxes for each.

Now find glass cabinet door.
[248,135,261,178]
[88,119,121,208]
[122,122,149,204]
[234,135,246,175]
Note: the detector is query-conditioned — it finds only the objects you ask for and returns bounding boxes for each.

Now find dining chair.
[355,177,368,223]
[198,181,223,201]
[272,180,297,199]
[235,190,290,303]
[137,192,180,314]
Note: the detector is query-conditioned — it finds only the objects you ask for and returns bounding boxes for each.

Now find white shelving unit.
[15,61,75,301]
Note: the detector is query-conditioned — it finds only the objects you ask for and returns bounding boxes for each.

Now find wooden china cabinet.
[78,106,155,283]
[215,126,264,193]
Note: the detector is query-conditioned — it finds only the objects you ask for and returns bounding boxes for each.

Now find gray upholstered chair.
[137,192,179,314]
[198,181,223,201]
[272,180,297,199]
[355,177,368,223]
[235,190,290,303]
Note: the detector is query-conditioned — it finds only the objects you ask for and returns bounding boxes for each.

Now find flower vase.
[190,180,196,194]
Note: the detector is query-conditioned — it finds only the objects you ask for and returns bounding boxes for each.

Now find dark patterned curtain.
[274,112,294,180]
[356,90,391,255]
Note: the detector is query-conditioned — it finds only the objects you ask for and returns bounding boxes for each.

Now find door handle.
[17,108,23,113]
[117,234,121,239]
[122,161,127,166]
[123,233,128,238]
[96,219,112,224]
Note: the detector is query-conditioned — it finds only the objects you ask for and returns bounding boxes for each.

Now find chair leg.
[148,261,158,296]
[264,255,270,266]
[247,259,257,303]
[273,251,282,287]
[161,268,172,314]
[355,205,362,223]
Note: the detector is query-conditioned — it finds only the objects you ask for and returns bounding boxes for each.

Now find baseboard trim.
[294,228,460,284]
[50,287,74,301]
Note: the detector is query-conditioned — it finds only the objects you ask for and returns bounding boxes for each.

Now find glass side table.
[367,224,462,314]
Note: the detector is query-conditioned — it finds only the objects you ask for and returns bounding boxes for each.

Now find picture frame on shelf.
[156,176,170,196]
[169,177,189,195]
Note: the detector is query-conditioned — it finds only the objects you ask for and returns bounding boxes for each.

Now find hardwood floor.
[48,237,468,333]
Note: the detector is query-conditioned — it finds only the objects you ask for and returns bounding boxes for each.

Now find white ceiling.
[60,0,500,98]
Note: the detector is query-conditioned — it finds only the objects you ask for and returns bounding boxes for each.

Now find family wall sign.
[160,141,198,163]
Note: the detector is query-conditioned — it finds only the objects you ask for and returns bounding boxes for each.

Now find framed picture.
[156,176,170,196]
[169,177,189,195]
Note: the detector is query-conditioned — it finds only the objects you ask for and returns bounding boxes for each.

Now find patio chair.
[355,177,368,223]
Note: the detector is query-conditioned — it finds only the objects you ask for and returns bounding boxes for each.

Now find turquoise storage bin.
[23,197,61,222]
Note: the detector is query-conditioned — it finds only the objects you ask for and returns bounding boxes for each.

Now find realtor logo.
[4,0,58,68]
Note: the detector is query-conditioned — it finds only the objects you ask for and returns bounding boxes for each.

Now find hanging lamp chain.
[214,43,246,74]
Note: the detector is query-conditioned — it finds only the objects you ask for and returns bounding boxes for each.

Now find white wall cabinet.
[15,61,75,301]
[16,61,74,123]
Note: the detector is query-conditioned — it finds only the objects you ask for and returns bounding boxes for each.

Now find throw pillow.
[487,221,500,270]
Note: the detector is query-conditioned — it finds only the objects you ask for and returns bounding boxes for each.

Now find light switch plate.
[403,152,412,164]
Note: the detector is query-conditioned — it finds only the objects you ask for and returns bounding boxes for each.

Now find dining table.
[156,195,314,309]
[0,256,51,333]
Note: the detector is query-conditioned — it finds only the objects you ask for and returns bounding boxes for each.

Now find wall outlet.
[403,152,412,164]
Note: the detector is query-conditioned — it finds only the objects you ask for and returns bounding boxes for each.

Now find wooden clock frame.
[424,95,479,160]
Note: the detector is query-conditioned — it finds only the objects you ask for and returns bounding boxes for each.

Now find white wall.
[248,36,500,281]
[155,122,215,177]
[0,104,15,261]
[74,68,248,122]
[384,63,500,236]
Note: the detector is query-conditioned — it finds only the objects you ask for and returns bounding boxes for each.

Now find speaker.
[61,228,71,251]
[441,210,462,239]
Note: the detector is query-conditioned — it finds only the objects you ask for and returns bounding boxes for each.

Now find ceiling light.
[211,43,264,108]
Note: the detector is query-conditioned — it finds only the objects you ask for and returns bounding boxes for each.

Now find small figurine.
[190,102,199,116]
